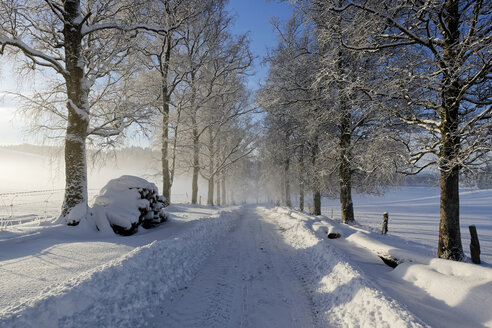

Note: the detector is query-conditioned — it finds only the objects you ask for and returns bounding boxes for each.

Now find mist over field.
[0,146,205,201]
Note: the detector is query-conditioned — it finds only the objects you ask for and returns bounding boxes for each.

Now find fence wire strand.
[0,189,99,229]
[1,190,187,230]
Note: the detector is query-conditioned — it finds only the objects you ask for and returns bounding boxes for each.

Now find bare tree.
[175,1,252,204]
[319,0,491,260]
[258,13,316,209]
[201,84,255,206]
[0,0,179,225]
[135,0,200,203]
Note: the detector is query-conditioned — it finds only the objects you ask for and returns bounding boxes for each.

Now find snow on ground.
[0,193,491,327]
[0,205,434,328]
[320,186,492,264]
[0,204,239,327]
[154,205,317,328]
[261,207,427,328]
[266,206,492,328]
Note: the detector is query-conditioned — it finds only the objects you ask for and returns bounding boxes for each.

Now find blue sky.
[226,0,293,89]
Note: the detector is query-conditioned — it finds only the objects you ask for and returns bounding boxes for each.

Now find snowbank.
[262,207,426,328]
[392,260,492,326]
[269,206,492,327]
[0,208,239,327]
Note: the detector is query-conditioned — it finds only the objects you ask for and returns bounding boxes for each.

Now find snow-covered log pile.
[91,175,168,235]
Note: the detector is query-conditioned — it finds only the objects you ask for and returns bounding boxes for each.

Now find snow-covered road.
[1,204,491,327]
[156,206,316,328]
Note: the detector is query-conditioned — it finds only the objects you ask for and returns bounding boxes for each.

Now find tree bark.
[299,145,305,211]
[221,173,226,205]
[313,190,321,215]
[299,181,304,211]
[439,166,462,260]
[207,128,214,205]
[190,76,199,204]
[311,141,321,215]
[280,178,285,206]
[216,178,221,206]
[207,175,214,206]
[437,0,463,261]
[60,0,89,225]
[191,125,199,204]
[285,158,291,207]
[160,34,172,203]
[339,111,355,224]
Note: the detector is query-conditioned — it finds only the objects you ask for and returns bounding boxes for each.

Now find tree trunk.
[191,126,199,204]
[437,0,463,261]
[160,34,172,203]
[299,183,304,211]
[170,109,181,197]
[280,176,285,206]
[161,104,171,202]
[216,178,221,206]
[60,0,89,225]
[207,175,214,206]
[313,191,321,215]
[339,111,355,224]
[311,141,321,215]
[285,158,291,207]
[221,173,226,205]
[206,128,214,205]
[439,169,462,260]
[299,145,305,211]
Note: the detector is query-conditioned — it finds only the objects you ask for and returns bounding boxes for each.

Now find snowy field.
[0,147,192,227]
[320,186,492,264]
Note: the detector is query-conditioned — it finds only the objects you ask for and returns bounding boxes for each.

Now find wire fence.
[0,190,190,229]
[0,189,99,229]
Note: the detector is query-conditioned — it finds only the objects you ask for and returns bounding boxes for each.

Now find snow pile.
[0,209,239,328]
[269,206,492,327]
[315,216,492,324]
[262,207,427,328]
[392,260,492,326]
[91,175,168,235]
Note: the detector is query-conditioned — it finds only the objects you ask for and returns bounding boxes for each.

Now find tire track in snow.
[155,206,317,328]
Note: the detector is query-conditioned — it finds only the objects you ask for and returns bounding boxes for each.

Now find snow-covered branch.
[0,37,67,76]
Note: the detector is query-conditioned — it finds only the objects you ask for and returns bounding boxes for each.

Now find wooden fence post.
[381,212,389,235]
[469,225,481,264]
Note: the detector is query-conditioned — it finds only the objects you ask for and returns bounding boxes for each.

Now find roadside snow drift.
[0,208,239,328]
[265,206,492,328]
[261,207,427,328]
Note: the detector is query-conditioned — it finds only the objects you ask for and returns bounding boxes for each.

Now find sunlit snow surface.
[321,186,492,264]
[0,205,239,327]
[0,202,491,327]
